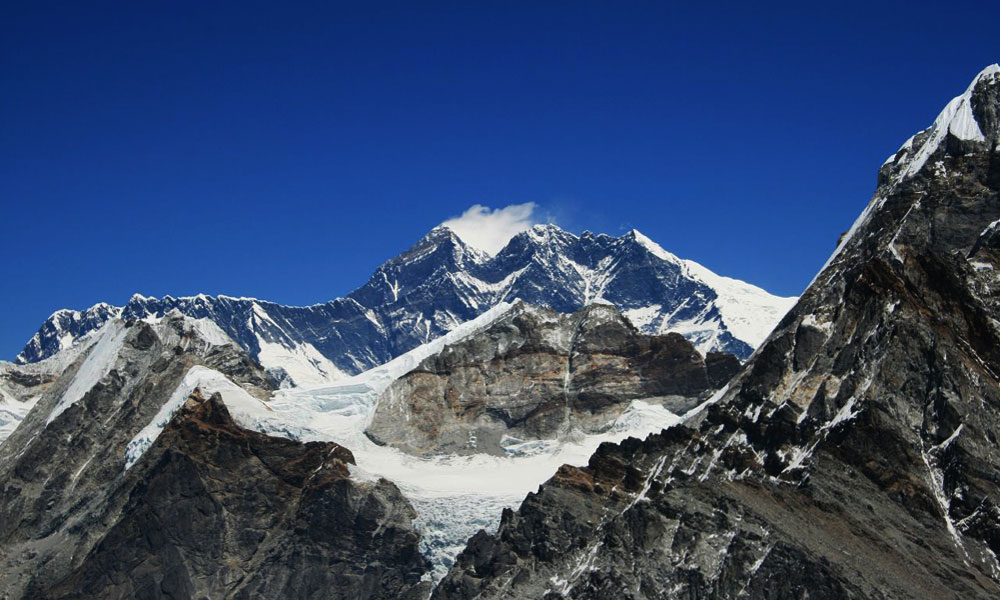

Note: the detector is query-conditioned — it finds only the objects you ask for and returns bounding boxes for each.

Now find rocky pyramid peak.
[383,225,490,270]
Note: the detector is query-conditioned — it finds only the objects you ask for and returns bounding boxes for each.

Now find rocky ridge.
[366,303,738,456]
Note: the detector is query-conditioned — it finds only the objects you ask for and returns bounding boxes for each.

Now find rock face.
[366,303,734,456]
[17,227,796,385]
[433,65,1000,599]
[0,363,57,443]
[0,314,430,599]
[704,351,741,388]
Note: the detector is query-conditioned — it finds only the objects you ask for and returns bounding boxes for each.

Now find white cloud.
[440,202,541,255]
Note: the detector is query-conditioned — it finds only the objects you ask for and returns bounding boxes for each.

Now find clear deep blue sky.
[2,1,998,359]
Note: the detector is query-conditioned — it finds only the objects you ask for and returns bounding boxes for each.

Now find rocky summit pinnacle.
[431,64,1000,599]
[16,226,795,386]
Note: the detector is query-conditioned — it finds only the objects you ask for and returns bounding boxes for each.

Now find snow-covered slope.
[0,379,40,444]
[628,229,796,349]
[0,322,126,445]
[17,225,796,384]
[200,301,694,582]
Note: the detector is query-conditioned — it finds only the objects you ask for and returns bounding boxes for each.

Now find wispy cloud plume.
[441,203,542,255]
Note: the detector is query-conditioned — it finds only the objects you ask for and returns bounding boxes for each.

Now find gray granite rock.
[366,303,731,456]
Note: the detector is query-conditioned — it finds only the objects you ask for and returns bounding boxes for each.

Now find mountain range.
[15,226,796,386]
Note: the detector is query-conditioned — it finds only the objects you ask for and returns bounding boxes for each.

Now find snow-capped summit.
[17,225,796,384]
[882,63,1000,184]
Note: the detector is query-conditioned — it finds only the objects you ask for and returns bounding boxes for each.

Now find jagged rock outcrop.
[704,351,741,388]
[0,313,430,599]
[433,65,1000,600]
[365,303,735,456]
[17,227,795,385]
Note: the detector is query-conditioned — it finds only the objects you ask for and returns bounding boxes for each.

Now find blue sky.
[2,1,998,359]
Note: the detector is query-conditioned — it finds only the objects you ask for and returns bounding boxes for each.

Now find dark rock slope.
[0,314,430,599]
[433,65,1000,600]
[366,303,736,456]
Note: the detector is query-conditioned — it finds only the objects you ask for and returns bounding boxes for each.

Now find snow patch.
[622,304,662,330]
[256,338,348,388]
[0,395,41,445]
[46,321,128,425]
[189,317,234,347]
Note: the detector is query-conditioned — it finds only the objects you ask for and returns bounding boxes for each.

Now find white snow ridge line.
[123,366,269,470]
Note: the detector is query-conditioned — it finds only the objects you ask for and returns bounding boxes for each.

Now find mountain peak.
[623,228,684,264]
[524,222,568,240]
[883,63,1000,183]
[529,222,561,232]
[425,224,460,240]
[391,225,489,267]
[510,222,575,245]
[973,62,1000,88]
